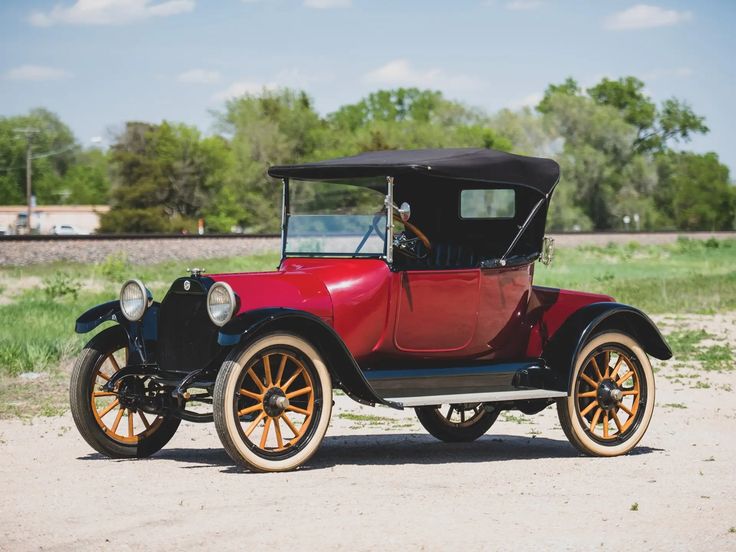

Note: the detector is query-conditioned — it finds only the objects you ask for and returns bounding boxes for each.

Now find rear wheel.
[70,327,181,458]
[415,403,499,442]
[557,331,655,457]
[213,333,332,472]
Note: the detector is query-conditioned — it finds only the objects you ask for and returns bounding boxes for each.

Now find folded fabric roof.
[268,148,560,197]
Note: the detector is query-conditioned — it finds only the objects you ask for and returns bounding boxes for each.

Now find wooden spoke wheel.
[213,333,332,472]
[416,403,499,442]
[70,327,181,458]
[557,332,655,457]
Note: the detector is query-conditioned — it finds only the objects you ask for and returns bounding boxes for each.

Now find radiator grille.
[158,278,220,374]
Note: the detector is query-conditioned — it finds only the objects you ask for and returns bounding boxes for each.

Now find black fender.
[218,308,400,409]
[542,302,672,393]
[75,300,159,364]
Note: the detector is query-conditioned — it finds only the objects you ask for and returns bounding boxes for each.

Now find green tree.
[655,151,735,230]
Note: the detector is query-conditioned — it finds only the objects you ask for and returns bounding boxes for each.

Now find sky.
[1,0,734,172]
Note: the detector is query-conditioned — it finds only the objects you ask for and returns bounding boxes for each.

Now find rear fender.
[542,302,672,393]
[75,300,159,364]
[219,308,400,409]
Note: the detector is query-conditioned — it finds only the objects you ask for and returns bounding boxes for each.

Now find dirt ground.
[1,314,735,551]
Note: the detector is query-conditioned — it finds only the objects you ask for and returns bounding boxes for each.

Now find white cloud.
[304,0,351,8]
[604,4,692,31]
[177,68,221,84]
[29,0,195,27]
[212,81,277,102]
[507,91,543,110]
[505,0,543,11]
[363,59,479,92]
[3,64,71,81]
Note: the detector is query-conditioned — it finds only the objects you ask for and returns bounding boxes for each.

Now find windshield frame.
[279,177,393,262]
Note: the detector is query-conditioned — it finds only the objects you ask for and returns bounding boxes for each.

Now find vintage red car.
[70,148,671,472]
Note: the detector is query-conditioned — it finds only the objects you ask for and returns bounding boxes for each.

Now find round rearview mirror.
[398,202,411,222]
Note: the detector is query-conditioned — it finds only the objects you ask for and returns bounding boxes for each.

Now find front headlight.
[207,282,236,326]
[119,279,150,321]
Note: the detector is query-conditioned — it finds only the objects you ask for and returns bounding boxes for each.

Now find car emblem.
[183,280,191,291]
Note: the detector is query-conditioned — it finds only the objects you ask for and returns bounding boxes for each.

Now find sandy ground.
[0,314,735,551]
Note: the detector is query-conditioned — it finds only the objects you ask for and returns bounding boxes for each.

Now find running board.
[362,359,566,408]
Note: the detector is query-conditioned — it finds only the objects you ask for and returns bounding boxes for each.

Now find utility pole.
[13,127,39,234]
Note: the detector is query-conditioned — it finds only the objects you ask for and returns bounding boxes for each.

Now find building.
[0,205,110,235]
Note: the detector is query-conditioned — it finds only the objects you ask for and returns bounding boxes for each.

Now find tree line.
[1,77,734,233]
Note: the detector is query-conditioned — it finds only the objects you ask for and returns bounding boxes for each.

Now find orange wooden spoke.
[263,355,273,387]
[248,368,266,392]
[139,411,151,429]
[286,405,310,416]
[260,417,272,449]
[281,368,304,392]
[97,399,119,418]
[577,390,597,399]
[603,413,610,438]
[237,404,263,417]
[621,390,639,396]
[619,403,634,417]
[127,410,134,437]
[285,386,312,400]
[612,411,623,432]
[274,418,284,449]
[111,407,125,434]
[244,412,266,437]
[590,408,602,433]
[275,355,288,387]
[96,371,110,382]
[281,414,300,437]
[590,357,603,381]
[580,373,598,388]
[602,351,611,378]
[617,371,635,386]
[239,388,262,400]
[108,354,121,372]
[580,401,598,416]
[93,391,116,398]
[610,355,624,379]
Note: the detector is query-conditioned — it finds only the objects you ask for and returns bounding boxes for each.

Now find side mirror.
[397,202,411,222]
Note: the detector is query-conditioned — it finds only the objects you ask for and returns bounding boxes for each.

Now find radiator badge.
[183,280,191,291]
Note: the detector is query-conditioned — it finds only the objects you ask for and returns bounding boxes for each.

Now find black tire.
[557,331,655,457]
[213,332,332,472]
[70,326,181,459]
[415,403,499,442]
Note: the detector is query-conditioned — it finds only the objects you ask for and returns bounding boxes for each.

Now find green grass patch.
[661,402,687,409]
[536,239,736,314]
[666,329,713,360]
[337,412,396,424]
[696,345,734,371]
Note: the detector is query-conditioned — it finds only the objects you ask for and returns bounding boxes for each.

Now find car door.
[393,268,481,352]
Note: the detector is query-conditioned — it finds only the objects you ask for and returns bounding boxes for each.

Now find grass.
[661,402,687,409]
[630,502,639,512]
[535,238,736,314]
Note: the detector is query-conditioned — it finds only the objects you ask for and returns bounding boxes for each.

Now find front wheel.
[213,332,332,472]
[415,403,499,442]
[70,326,181,458]
[557,331,655,457]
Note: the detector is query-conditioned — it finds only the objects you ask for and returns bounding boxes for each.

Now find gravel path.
[0,314,734,550]
[1,232,734,266]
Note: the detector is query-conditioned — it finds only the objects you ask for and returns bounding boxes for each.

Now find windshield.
[284,179,387,257]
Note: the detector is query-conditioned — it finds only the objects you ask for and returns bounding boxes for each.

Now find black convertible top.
[268,148,560,197]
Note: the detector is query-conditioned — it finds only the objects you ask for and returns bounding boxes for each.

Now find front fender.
[542,302,672,392]
[219,308,399,409]
[75,300,159,363]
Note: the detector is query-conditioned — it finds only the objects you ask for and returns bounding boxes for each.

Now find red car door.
[394,269,481,352]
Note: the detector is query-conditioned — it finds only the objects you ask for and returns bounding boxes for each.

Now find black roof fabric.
[268,148,560,197]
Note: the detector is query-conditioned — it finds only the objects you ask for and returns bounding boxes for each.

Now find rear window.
[460,189,515,219]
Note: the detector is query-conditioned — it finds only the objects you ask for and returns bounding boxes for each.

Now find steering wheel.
[392,212,431,260]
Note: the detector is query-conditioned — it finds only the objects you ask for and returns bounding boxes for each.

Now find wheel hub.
[597,379,622,410]
[263,387,290,417]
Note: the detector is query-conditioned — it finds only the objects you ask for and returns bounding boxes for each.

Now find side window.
[460,189,515,219]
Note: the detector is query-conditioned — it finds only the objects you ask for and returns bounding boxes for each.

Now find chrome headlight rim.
[119,278,149,322]
[207,281,237,327]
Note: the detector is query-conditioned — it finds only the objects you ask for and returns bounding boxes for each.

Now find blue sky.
[1,1,734,172]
